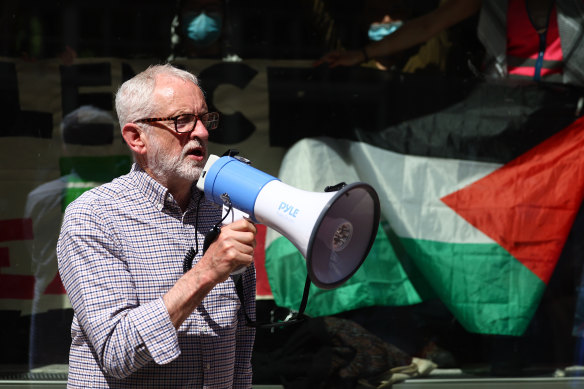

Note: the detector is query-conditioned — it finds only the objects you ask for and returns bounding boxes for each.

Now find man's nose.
[190,119,209,140]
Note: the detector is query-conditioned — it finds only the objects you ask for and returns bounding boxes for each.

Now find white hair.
[114,64,200,132]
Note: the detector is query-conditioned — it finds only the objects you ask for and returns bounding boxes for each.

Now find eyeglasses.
[134,112,219,133]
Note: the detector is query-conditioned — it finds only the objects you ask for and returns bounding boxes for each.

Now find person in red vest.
[315,0,584,86]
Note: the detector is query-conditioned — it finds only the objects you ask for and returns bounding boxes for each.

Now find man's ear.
[122,123,147,155]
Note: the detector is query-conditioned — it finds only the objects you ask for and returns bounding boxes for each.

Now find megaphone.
[196,154,380,289]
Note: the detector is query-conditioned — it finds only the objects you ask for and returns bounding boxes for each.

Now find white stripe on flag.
[271,137,503,246]
[66,181,104,189]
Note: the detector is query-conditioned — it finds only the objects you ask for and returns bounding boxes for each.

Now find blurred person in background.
[168,0,242,61]
[316,0,584,86]
[25,105,128,368]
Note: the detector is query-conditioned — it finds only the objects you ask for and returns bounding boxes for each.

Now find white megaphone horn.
[196,153,381,289]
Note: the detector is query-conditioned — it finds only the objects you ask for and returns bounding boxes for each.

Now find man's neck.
[142,163,193,212]
[166,178,193,212]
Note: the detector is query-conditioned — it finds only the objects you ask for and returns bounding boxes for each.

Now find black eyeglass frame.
[134,112,219,133]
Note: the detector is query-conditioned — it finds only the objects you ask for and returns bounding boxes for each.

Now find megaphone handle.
[203,225,247,275]
[203,226,221,254]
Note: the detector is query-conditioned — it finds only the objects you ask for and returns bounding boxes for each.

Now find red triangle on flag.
[44,272,67,295]
[441,117,584,284]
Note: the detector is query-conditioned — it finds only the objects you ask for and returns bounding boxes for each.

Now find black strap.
[234,273,310,329]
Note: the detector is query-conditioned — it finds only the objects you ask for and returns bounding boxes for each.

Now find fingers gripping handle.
[203,226,247,275]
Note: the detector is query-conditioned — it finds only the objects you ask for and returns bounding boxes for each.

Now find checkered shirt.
[57,163,256,388]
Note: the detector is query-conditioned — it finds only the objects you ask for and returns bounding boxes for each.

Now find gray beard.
[148,140,204,183]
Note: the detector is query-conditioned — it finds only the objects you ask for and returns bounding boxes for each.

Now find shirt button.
[205,363,211,370]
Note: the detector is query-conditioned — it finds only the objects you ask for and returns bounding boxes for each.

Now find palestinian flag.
[264,78,584,336]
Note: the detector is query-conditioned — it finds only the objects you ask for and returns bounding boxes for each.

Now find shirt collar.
[128,163,204,211]
[128,163,172,211]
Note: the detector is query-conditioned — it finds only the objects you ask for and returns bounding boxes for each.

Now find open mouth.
[184,146,205,159]
[190,148,204,157]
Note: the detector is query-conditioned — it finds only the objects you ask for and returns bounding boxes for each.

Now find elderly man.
[57,64,257,388]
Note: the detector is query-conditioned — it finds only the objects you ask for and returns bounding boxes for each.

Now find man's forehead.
[155,75,186,91]
[149,76,207,117]
[153,75,201,100]
[157,85,177,99]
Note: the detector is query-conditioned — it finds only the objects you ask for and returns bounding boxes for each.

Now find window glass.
[1,0,583,387]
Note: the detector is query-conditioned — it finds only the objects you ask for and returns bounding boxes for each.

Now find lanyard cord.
[182,192,204,273]
[183,192,234,273]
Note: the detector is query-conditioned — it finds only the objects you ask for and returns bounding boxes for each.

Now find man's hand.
[163,218,257,328]
[198,219,257,284]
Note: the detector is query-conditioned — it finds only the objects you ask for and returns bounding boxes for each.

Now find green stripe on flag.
[59,155,132,182]
[400,237,545,336]
[59,155,132,211]
[265,222,424,317]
